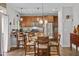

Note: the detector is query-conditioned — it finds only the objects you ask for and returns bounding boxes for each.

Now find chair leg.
[70,42,72,50]
[25,46,26,56]
[76,45,78,55]
[57,46,60,56]
[34,46,36,56]
[48,47,50,56]
[37,48,40,56]
[17,41,19,48]
[76,45,78,52]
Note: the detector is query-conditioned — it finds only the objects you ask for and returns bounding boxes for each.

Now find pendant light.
[39,3,43,24]
[41,3,48,24]
[20,8,23,21]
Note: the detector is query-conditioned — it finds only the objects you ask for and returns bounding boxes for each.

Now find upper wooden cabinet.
[45,16,54,23]
[21,16,58,27]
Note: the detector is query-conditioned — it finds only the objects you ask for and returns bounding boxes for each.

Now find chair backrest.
[37,36,49,56]
[28,32,35,42]
[28,32,35,36]
[17,32,24,40]
[53,33,61,42]
[37,36,49,44]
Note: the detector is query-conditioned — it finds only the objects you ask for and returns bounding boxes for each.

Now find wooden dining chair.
[36,36,50,56]
[24,32,36,56]
[49,33,61,56]
[17,32,25,48]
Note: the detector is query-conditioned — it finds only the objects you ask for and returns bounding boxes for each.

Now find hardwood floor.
[3,47,79,56]
[61,47,79,56]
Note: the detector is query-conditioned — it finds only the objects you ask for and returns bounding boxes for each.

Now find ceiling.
[6,3,79,16]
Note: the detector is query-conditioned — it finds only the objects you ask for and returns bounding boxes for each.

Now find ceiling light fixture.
[44,20,48,24]
[20,18,23,21]
[20,8,23,21]
[38,3,43,24]
[39,3,48,24]
[36,4,48,24]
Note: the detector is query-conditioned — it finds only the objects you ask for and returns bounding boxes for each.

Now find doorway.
[0,12,9,55]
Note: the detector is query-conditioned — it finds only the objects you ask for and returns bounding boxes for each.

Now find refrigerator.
[44,23,53,37]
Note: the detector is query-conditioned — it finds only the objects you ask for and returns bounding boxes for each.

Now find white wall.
[58,7,73,47]
[7,5,20,50]
[58,8,63,46]
[62,7,73,47]
[73,6,79,27]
